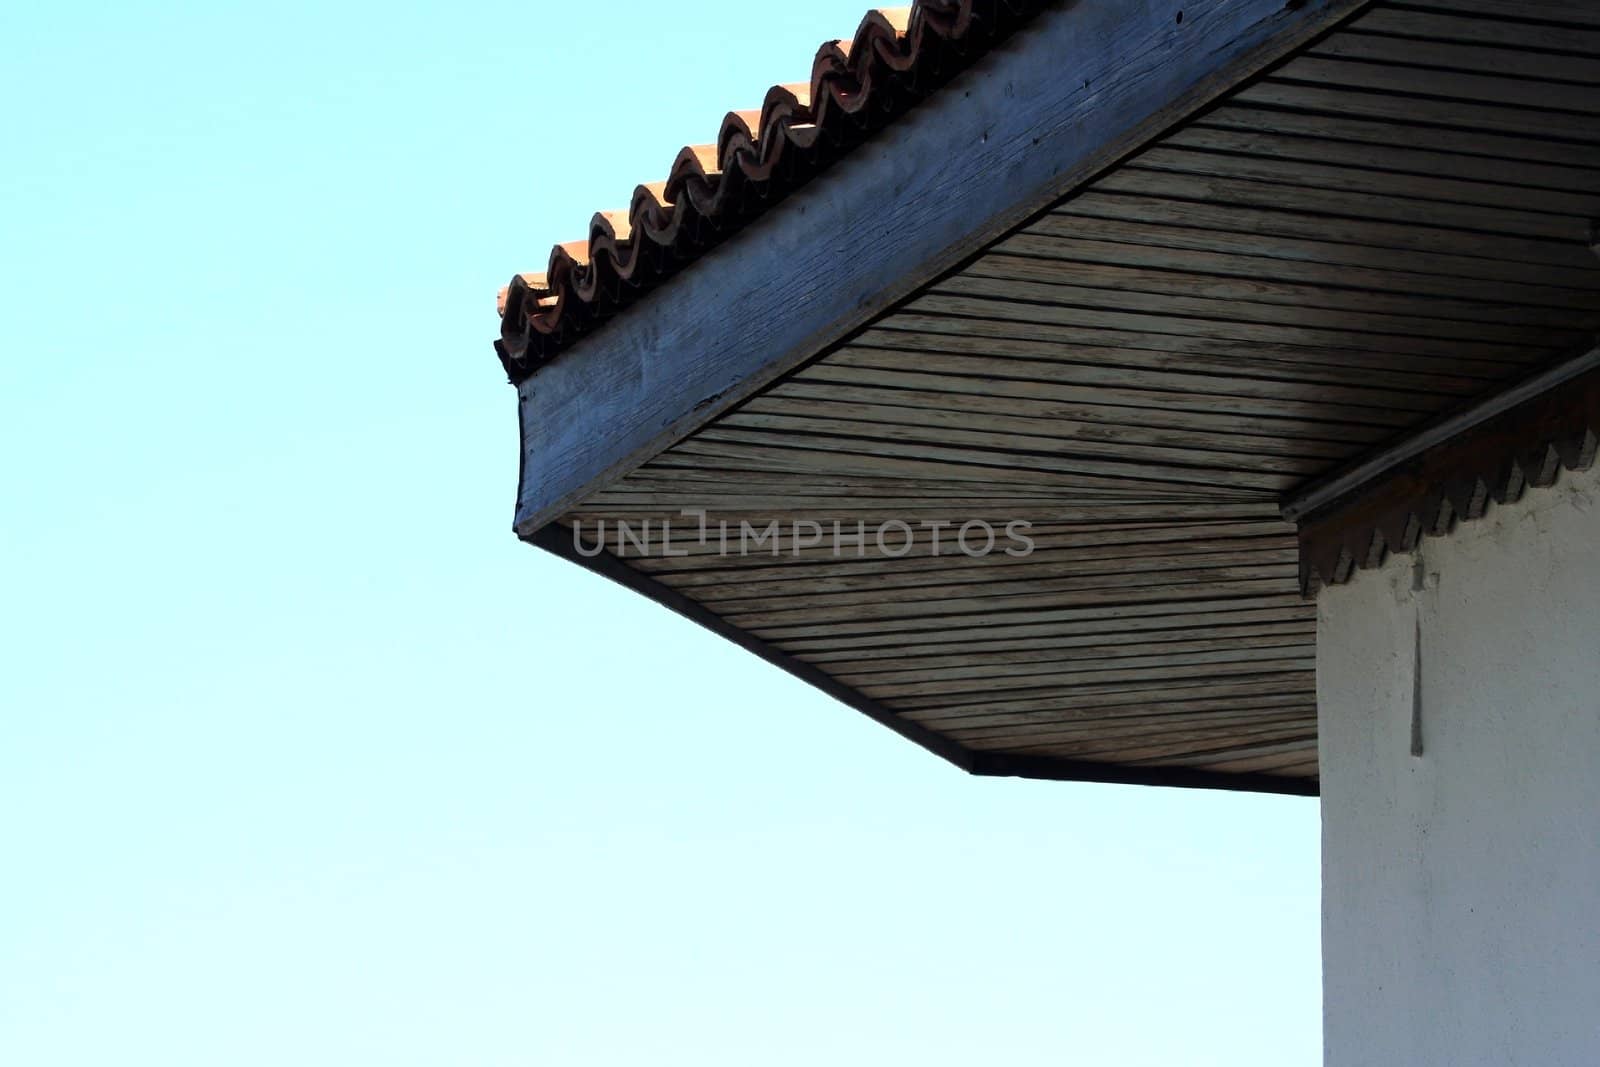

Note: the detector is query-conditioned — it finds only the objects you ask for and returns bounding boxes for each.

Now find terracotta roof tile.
[496,0,1048,383]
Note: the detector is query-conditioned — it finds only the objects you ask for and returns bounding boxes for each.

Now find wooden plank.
[511,0,1373,535]
[610,520,1294,561]
[1309,31,1600,84]
[784,353,1476,432]
[1092,730,1318,765]
[655,438,1248,494]
[707,567,1300,620]
[769,609,1313,653]
[1195,103,1600,174]
[810,343,1444,408]
[1101,166,1587,244]
[836,644,1316,689]
[963,713,1317,751]
[882,307,1537,373]
[978,720,1317,763]
[852,323,1502,388]
[1187,747,1321,774]
[720,404,1342,470]
[724,580,1298,630]
[963,252,1587,334]
[953,705,1316,744]
[677,522,1294,566]
[656,552,1303,594]
[1001,228,1598,314]
[595,467,1112,500]
[1154,124,1600,209]
[894,671,1316,715]
[781,618,1314,659]
[756,595,1311,642]
[1130,143,1600,222]
[648,541,1301,587]
[1279,55,1600,114]
[1146,739,1319,771]
[574,500,1125,520]
[590,507,1277,528]
[1051,191,1600,284]
[906,689,1315,730]
[1348,6,1600,53]
[820,629,1317,671]
[639,532,1298,579]
[854,658,1315,701]
[690,423,1304,492]
[915,284,1563,359]
[1405,0,1600,27]
[693,558,1299,609]
[1248,758,1319,778]
[1236,77,1600,144]
[1407,0,1600,27]
[895,681,1316,720]
[961,719,1316,754]
[806,345,1459,428]
[800,624,1316,672]
[598,492,1284,524]
[969,721,1318,763]
[783,363,1417,429]
[684,386,1374,451]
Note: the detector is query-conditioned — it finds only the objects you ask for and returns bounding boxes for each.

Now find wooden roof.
[498,0,1600,794]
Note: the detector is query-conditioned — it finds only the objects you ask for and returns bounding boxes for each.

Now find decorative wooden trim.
[1282,345,1600,526]
[1291,346,1600,595]
[531,523,1321,796]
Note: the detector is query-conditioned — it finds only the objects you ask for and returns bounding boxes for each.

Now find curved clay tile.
[497,0,1047,382]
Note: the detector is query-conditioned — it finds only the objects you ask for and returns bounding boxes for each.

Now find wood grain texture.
[513,0,1372,535]
[520,0,1600,793]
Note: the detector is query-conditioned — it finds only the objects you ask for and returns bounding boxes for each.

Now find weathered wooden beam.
[512,0,1371,536]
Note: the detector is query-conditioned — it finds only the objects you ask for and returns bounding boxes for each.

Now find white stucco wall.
[1318,463,1600,1067]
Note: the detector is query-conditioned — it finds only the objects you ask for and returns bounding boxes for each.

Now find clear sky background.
[0,2,1320,1063]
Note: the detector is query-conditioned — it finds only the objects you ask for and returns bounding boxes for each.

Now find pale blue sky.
[0,2,1319,1063]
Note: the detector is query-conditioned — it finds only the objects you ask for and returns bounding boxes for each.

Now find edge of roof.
[495,0,1051,384]
[531,521,1321,796]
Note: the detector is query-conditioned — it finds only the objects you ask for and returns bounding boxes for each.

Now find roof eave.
[508,0,1372,538]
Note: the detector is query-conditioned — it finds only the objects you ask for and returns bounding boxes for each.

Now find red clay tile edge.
[495,0,1050,384]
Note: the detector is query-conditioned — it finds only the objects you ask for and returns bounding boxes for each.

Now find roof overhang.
[508,0,1372,533]
[496,0,1600,794]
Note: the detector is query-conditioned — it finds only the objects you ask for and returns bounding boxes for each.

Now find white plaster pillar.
[1318,464,1600,1066]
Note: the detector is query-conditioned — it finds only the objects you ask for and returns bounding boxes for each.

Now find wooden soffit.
[495,0,1600,794]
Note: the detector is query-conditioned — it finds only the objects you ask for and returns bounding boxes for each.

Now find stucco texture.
[1318,463,1600,1067]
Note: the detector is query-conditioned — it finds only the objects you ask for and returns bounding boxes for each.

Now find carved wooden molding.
[1294,356,1600,596]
